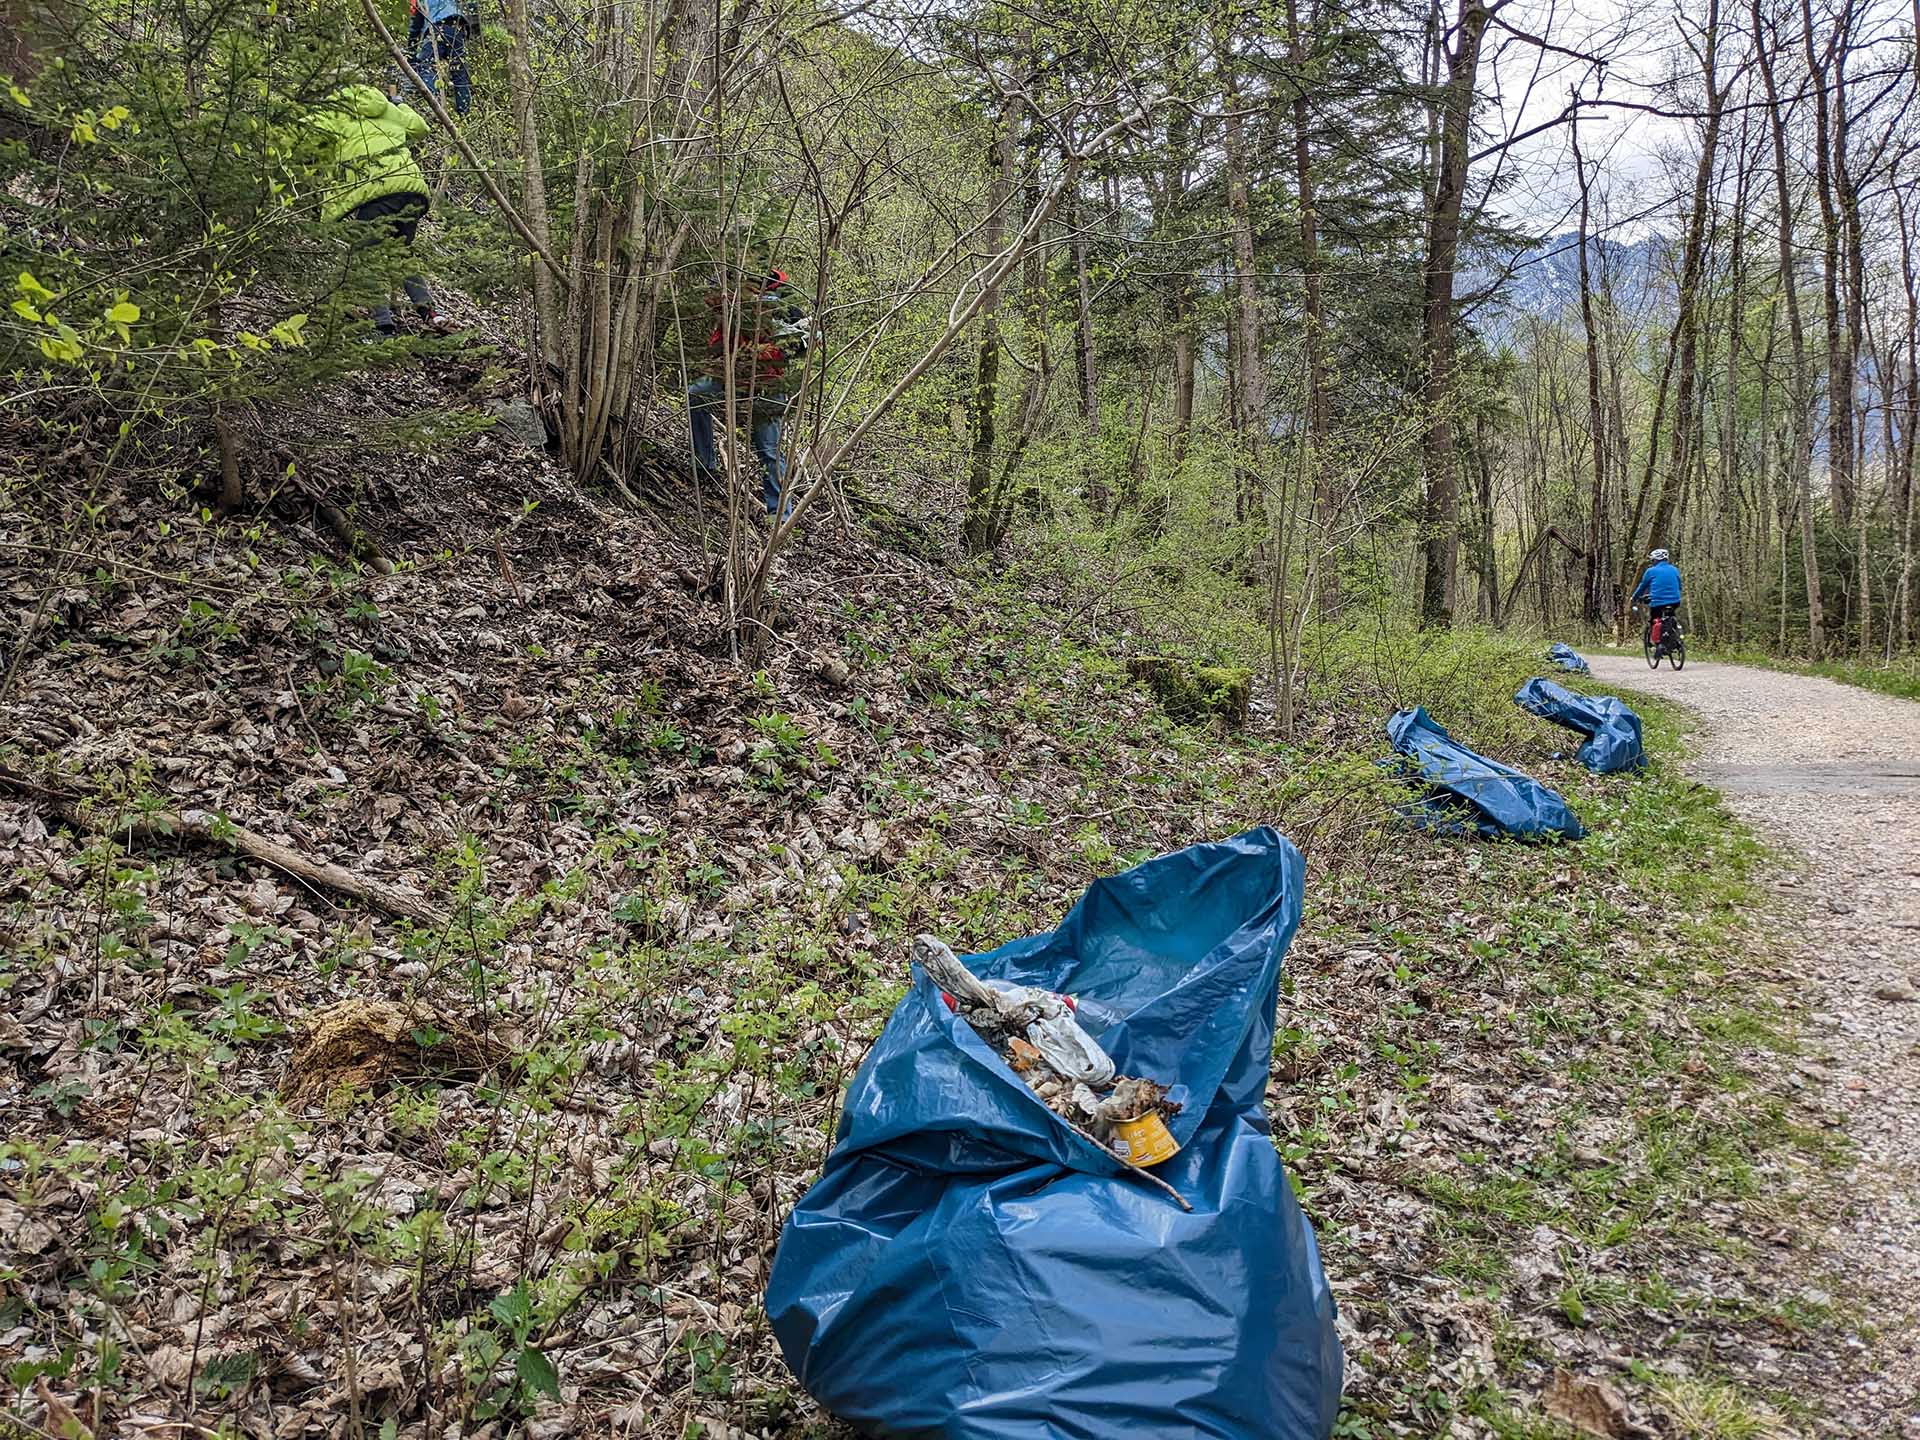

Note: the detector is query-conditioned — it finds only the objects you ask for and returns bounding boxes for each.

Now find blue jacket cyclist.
[1631,548,1683,629]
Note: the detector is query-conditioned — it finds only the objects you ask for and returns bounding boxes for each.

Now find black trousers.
[351,191,433,329]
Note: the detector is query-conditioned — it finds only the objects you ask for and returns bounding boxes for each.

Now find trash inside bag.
[1547,642,1592,675]
[917,940,1120,1088]
[1387,706,1585,841]
[917,939,1186,1166]
[1513,677,1646,774]
[765,828,1343,1439]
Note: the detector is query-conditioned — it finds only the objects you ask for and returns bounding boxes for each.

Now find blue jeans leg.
[751,409,789,517]
[401,11,426,94]
[417,19,471,115]
[686,378,721,472]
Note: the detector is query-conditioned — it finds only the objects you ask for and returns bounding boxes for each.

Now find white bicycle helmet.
[1648,548,1670,561]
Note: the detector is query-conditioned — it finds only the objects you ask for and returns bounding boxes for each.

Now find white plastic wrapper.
[914,935,1117,1087]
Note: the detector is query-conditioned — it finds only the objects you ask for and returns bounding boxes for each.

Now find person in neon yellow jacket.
[308,85,445,336]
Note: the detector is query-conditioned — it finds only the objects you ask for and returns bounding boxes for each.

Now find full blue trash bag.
[1513,677,1646,774]
[1547,642,1591,675]
[765,828,1343,1440]
[1386,707,1585,841]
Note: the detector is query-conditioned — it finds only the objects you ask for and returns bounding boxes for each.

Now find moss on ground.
[1127,654,1254,725]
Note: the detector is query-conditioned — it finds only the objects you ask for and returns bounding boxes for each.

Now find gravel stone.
[1588,654,1920,1430]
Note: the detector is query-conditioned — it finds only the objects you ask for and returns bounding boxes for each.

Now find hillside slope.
[0,363,1872,1438]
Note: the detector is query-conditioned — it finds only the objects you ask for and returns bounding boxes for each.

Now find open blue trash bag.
[1547,642,1591,675]
[1513,677,1645,774]
[765,828,1343,1440]
[1386,707,1585,841]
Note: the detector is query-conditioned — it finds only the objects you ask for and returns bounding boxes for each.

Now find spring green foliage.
[0,0,429,451]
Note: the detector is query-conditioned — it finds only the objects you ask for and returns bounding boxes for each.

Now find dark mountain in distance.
[1472,231,1673,325]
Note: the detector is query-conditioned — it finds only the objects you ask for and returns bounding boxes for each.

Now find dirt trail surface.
[1587,655,1920,1434]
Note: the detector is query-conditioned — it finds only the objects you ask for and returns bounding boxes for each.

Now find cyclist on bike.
[1630,548,1683,646]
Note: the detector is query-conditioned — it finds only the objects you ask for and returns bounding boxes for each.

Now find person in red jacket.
[687,236,810,520]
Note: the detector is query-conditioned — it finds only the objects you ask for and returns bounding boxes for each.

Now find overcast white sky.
[1485,0,1698,238]
[1485,0,1919,241]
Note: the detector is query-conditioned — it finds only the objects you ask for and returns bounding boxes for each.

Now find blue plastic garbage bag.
[1386,707,1585,841]
[1547,642,1591,675]
[1513,677,1645,774]
[765,828,1343,1440]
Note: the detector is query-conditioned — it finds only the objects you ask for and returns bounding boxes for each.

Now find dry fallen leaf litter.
[0,341,1897,1437]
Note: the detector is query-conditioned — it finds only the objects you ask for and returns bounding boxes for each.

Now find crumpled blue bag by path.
[1387,707,1585,841]
[1513,677,1646,774]
[765,828,1343,1440]
[1547,642,1592,675]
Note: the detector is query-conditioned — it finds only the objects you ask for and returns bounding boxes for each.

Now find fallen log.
[0,769,445,926]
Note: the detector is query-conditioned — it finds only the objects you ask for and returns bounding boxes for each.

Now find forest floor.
[0,345,1907,1439]
[1586,654,1920,1437]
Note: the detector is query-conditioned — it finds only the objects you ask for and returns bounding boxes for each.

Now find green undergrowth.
[0,542,1830,1437]
[890,578,1818,1430]
[1313,673,1826,1435]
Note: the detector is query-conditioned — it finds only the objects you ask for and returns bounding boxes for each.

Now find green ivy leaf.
[514,1346,559,1398]
[488,1283,531,1330]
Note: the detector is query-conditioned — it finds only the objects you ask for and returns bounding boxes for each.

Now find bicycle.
[1637,605,1686,671]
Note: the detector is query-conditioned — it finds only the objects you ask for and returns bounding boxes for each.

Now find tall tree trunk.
[987,114,1054,534]
[1472,416,1499,621]
[1616,317,1680,628]
[1758,318,1783,649]
[1171,305,1197,473]
[1838,46,1874,655]
[1648,0,1727,552]
[1573,113,1609,626]
[504,0,561,372]
[1069,165,1102,512]
[1718,142,1750,633]
[1899,187,1919,645]
[1754,0,1825,654]
[1603,248,1633,632]
[1219,22,1267,512]
[1802,0,1856,529]
[1286,0,1337,610]
[1160,104,1197,476]
[963,93,1021,554]
[1418,0,1497,628]
[1864,312,1894,658]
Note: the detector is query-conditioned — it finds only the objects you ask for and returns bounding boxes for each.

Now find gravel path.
[1586,655,1920,1435]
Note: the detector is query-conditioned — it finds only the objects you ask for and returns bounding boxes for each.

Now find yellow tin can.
[1110,1112,1180,1168]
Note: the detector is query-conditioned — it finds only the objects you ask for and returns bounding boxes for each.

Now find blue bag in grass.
[765,828,1342,1439]
[1513,676,1646,774]
[1387,706,1585,841]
